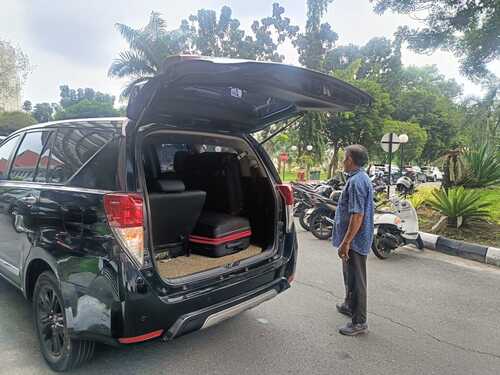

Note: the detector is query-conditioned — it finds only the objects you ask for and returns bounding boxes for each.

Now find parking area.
[1,226,500,374]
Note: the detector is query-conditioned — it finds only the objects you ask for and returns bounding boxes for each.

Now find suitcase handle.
[225,240,244,251]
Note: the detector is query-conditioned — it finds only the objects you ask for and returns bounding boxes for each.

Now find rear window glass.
[0,136,20,180]
[10,131,51,182]
[154,143,237,173]
[48,128,114,183]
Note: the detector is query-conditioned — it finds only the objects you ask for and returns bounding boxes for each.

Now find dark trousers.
[342,250,367,324]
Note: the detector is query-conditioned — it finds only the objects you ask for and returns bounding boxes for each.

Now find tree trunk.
[327,145,340,178]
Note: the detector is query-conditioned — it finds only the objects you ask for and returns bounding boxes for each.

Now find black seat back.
[149,179,206,255]
[182,152,244,215]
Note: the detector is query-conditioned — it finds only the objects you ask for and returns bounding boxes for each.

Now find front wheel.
[298,210,311,231]
[371,234,393,259]
[33,271,95,372]
[309,209,334,240]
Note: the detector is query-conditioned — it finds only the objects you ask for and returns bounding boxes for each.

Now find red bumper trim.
[189,230,252,245]
[118,329,164,344]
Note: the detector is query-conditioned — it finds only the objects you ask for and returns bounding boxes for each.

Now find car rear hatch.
[126,55,372,133]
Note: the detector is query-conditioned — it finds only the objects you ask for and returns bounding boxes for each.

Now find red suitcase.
[189,212,251,257]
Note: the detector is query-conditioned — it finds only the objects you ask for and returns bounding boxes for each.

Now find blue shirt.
[332,168,374,256]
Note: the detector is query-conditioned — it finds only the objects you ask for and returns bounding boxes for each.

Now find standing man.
[332,145,374,336]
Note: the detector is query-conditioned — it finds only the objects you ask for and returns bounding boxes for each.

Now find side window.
[70,138,119,190]
[0,136,20,180]
[34,133,54,183]
[10,132,51,182]
[48,128,114,183]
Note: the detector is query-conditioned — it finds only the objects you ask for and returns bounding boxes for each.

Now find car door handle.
[19,196,38,205]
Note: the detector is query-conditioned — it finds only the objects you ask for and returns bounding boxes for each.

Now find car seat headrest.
[154,179,186,193]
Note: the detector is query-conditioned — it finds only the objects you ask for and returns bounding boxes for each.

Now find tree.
[53,85,119,120]
[59,85,115,109]
[389,66,464,162]
[186,4,298,61]
[22,100,32,112]
[290,0,337,163]
[460,80,500,147]
[0,111,36,135]
[32,103,55,123]
[371,0,500,79]
[0,40,30,111]
[109,4,298,97]
[324,37,402,89]
[324,76,394,176]
[382,119,428,163]
[54,100,119,121]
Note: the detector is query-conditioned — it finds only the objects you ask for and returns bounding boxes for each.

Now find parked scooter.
[372,195,424,259]
[307,190,340,240]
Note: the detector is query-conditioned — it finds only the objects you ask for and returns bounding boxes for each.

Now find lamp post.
[399,134,409,172]
[305,145,313,180]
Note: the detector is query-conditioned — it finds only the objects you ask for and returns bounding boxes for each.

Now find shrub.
[408,186,436,209]
[459,145,500,188]
[427,187,491,228]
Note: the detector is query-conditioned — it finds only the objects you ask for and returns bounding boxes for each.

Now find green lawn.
[280,170,329,182]
[477,187,500,224]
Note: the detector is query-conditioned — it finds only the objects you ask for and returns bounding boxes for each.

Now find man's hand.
[338,241,351,260]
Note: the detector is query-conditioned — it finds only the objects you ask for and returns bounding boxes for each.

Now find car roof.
[8,117,127,138]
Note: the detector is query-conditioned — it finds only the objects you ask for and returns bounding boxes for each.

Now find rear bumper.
[164,278,285,340]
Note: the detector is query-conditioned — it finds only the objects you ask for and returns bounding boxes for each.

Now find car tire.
[33,271,95,372]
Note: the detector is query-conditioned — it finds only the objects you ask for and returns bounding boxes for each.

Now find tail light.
[104,193,145,267]
[277,184,294,233]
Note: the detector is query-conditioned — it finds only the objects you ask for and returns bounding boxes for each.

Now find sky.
[1,0,499,106]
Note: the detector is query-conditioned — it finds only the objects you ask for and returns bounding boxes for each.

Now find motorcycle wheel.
[309,209,334,240]
[371,234,393,259]
[298,210,311,231]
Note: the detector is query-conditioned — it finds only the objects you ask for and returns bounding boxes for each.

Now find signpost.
[279,152,289,180]
[380,133,401,197]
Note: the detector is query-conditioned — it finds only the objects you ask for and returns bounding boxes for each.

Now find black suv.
[0,56,370,371]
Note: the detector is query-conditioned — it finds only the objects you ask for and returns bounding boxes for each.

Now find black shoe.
[339,322,368,336]
[336,303,352,317]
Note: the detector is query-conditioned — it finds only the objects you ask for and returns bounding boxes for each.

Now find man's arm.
[338,213,364,259]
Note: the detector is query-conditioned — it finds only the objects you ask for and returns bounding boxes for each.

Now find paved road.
[1,227,500,374]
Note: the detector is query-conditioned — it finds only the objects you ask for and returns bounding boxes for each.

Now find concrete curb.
[486,247,500,267]
[419,232,499,267]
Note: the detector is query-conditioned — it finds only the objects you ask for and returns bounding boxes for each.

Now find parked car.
[422,166,443,181]
[0,56,371,371]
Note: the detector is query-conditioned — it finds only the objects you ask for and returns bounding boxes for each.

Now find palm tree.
[108,12,191,97]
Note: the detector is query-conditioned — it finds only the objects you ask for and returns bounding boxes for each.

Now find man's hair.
[345,144,369,167]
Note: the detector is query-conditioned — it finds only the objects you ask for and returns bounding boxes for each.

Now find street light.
[291,145,298,152]
[306,145,313,151]
[399,134,409,171]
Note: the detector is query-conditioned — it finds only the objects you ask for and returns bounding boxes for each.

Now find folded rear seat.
[189,212,251,258]
[149,179,206,258]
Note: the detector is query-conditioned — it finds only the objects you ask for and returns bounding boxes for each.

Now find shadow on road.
[0,277,287,374]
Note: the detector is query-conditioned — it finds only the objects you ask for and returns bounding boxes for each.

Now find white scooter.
[372,195,424,259]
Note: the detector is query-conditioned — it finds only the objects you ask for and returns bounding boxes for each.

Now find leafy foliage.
[54,100,119,121]
[32,103,55,123]
[372,0,500,79]
[0,40,30,109]
[0,111,36,135]
[459,144,500,188]
[428,187,491,227]
[408,186,437,209]
[59,85,115,109]
[22,100,32,112]
[110,4,298,97]
[382,119,427,163]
